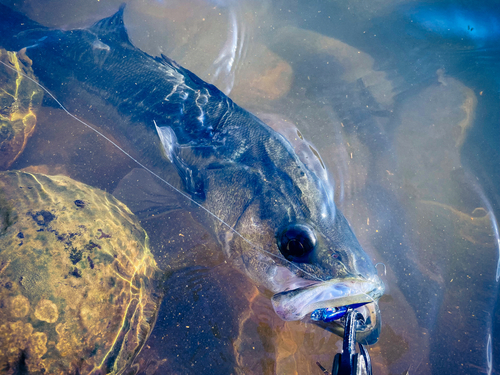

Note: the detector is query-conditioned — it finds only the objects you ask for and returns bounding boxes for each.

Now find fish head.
[216,118,384,343]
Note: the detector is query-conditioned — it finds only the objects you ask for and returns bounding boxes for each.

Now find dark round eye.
[277,224,317,262]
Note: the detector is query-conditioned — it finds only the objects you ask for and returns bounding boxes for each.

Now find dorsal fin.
[155,53,182,71]
[89,4,131,45]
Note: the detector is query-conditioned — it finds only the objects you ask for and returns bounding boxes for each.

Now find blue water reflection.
[406,4,500,44]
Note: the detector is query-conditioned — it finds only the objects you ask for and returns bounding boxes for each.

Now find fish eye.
[277,224,317,262]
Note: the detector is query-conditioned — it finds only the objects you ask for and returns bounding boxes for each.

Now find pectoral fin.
[113,168,183,221]
[155,122,206,202]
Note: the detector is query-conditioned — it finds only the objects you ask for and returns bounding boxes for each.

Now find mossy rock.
[0,49,44,170]
[0,171,161,375]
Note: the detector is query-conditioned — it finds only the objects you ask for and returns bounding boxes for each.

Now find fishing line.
[0,57,324,282]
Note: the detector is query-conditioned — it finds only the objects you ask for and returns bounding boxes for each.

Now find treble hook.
[316,309,373,375]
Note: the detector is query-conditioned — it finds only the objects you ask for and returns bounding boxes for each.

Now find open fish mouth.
[271,277,384,344]
[271,277,384,321]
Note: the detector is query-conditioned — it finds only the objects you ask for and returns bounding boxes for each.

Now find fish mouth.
[271,277,384,321]
[271,277,384,344]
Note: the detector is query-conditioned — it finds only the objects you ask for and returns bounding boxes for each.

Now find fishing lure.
[311,303,368,323]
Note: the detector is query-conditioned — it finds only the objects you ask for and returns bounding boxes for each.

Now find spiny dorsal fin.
[89,3,131,45]
[158,53,181,69]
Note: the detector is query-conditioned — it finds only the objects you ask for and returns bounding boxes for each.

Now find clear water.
[2,0,500,374]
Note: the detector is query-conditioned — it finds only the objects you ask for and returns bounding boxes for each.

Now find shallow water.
[2,0,500,374]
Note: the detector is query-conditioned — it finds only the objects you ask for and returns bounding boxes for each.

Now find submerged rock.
[394,70,477,207]
[0,171,161,374]
[0,49,43,170]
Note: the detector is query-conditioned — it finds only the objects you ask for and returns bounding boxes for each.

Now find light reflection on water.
[3,0,500,373]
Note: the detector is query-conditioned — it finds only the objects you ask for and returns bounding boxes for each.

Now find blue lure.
[311,303,368,323]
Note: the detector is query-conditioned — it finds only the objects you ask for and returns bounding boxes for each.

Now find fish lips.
[271,276,384,343]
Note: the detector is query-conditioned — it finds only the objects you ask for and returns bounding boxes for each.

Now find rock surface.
[0,171,161,374]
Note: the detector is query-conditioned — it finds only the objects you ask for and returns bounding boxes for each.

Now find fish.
[0,4,384,343]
